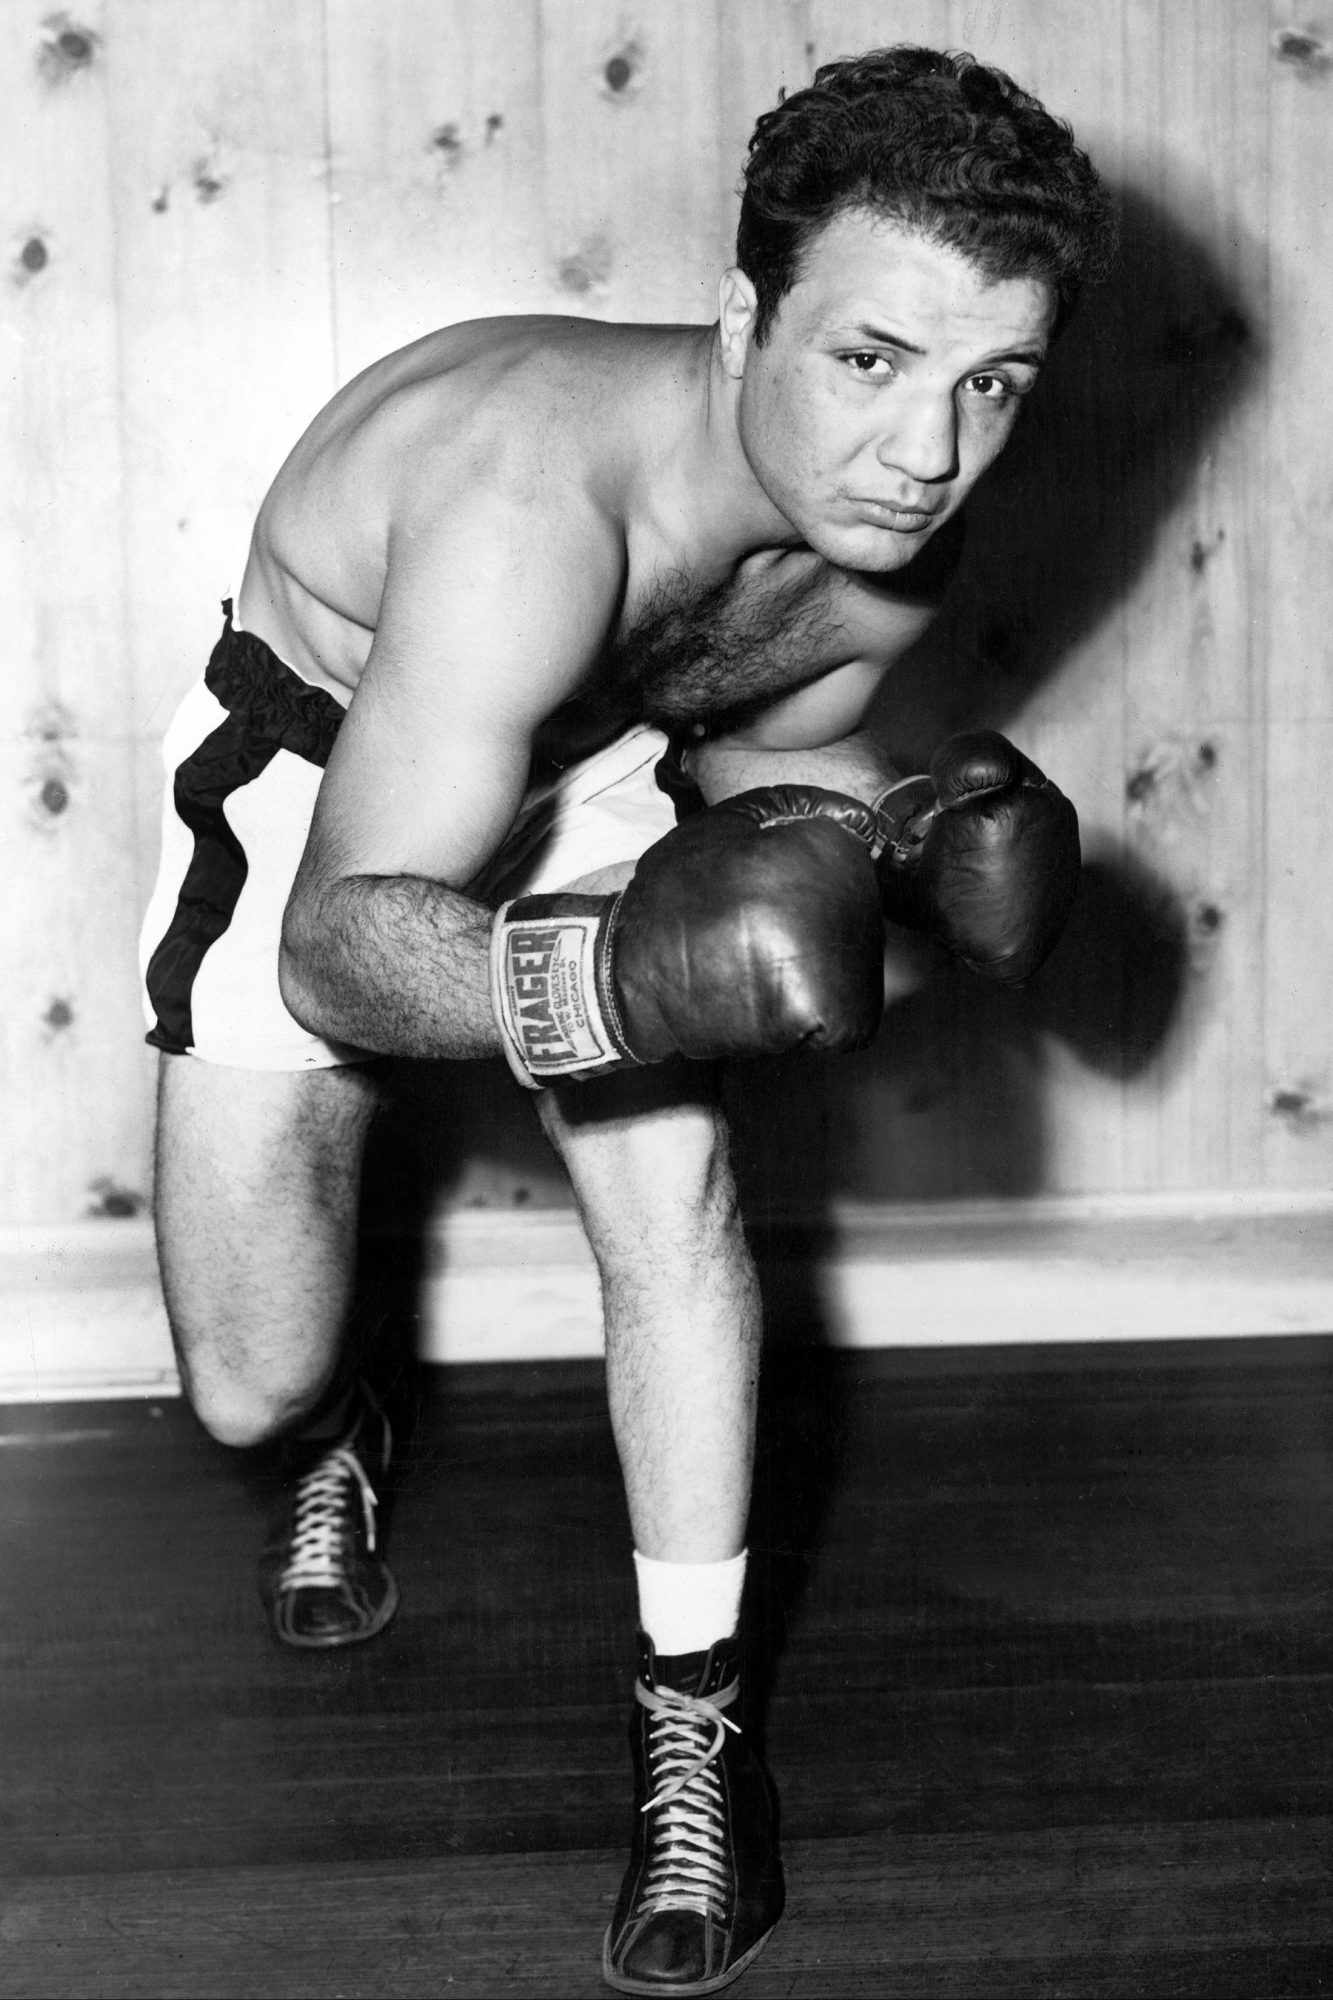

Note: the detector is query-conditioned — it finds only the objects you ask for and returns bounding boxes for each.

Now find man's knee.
[186,1383,286,1453]
[176,1344,334,1450]
[152,1054,374,1449]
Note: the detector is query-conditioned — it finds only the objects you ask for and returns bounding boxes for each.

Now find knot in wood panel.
[27,700,76,744]
[1272,26,1332,75]
[1189,529,1226,575]
[192,155,228,204]
[1187,897,1227,975]
[601,41,644,100]
[87,1178,145,1220]
[1126,737,1220,825]
[557,233,614,295]
[1268,1085,1328,1133]
[37,13,99,84]
[18,236,50,279]
[26,704,78,829]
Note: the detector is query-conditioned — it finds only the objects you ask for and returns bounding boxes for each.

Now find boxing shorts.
[139,601,676,1069]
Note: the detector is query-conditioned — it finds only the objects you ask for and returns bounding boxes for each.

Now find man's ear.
[717,267,759,378]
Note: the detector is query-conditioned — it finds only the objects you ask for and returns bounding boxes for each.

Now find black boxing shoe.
[602,1634,783,1996]
[258,1379,399,1649]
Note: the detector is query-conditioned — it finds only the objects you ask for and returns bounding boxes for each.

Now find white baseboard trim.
[3,1191,1331,1402]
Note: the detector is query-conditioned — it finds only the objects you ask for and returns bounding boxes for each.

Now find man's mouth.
[850,497,942,532]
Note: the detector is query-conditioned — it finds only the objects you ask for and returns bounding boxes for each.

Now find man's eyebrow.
[847,321,1047,368]
[976,345,1048,368]
[849,321,925,353]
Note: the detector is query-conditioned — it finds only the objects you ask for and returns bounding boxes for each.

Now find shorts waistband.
[205,599,347,769]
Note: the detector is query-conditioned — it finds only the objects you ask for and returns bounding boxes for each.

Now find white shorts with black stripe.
[139,604,675,1070]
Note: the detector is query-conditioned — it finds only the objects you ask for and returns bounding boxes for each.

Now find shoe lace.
[278,1445,379,1592]
[635,1675,741,1922]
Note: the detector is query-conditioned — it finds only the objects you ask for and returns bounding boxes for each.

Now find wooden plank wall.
[1,0,1329,1231]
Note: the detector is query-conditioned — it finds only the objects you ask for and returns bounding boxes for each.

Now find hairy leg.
[538,1066,760,1561]
[153,1053,382,1447]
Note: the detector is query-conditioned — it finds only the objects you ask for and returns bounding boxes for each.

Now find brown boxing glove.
[491,785,888,1085]
[873,732,1081,984]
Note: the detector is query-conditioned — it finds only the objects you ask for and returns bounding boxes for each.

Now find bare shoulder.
[277,319,631,532]
[246,317,662,678]
[382,323,643,531]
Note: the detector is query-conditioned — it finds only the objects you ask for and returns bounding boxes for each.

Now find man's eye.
[968,372,1016,401]
[842,351,892,377]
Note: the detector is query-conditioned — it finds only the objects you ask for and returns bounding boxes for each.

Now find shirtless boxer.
[140,46,1109,1994]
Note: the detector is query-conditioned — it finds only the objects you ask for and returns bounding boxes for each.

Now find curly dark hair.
[737,46,1114,342]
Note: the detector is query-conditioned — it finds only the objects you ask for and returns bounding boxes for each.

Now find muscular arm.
[279,478,624,1060]
[284,876,498,1060]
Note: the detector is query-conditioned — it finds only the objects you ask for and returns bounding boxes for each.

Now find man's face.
[720,209,1056,573]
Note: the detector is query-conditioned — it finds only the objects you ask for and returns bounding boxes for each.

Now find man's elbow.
[278,896,340,1037]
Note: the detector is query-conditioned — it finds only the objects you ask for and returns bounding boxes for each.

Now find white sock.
[633,1549,748,1656]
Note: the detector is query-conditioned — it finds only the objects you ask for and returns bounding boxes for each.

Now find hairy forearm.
[280,875,500,1060]
[689,727,907,808]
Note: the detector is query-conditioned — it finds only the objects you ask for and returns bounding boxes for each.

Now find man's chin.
[808,518,941,574]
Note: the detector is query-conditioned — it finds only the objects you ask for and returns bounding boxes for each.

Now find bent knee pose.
[140,42,1107,1998]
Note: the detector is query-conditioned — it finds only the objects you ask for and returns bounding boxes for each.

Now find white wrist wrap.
[490,896,630,1087]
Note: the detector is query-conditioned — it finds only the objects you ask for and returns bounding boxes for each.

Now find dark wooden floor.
[2,1337,1332,1999]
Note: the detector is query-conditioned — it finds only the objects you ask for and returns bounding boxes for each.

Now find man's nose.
[877,395,958,484]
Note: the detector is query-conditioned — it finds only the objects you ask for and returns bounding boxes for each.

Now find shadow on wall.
[878,179,1263,756]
